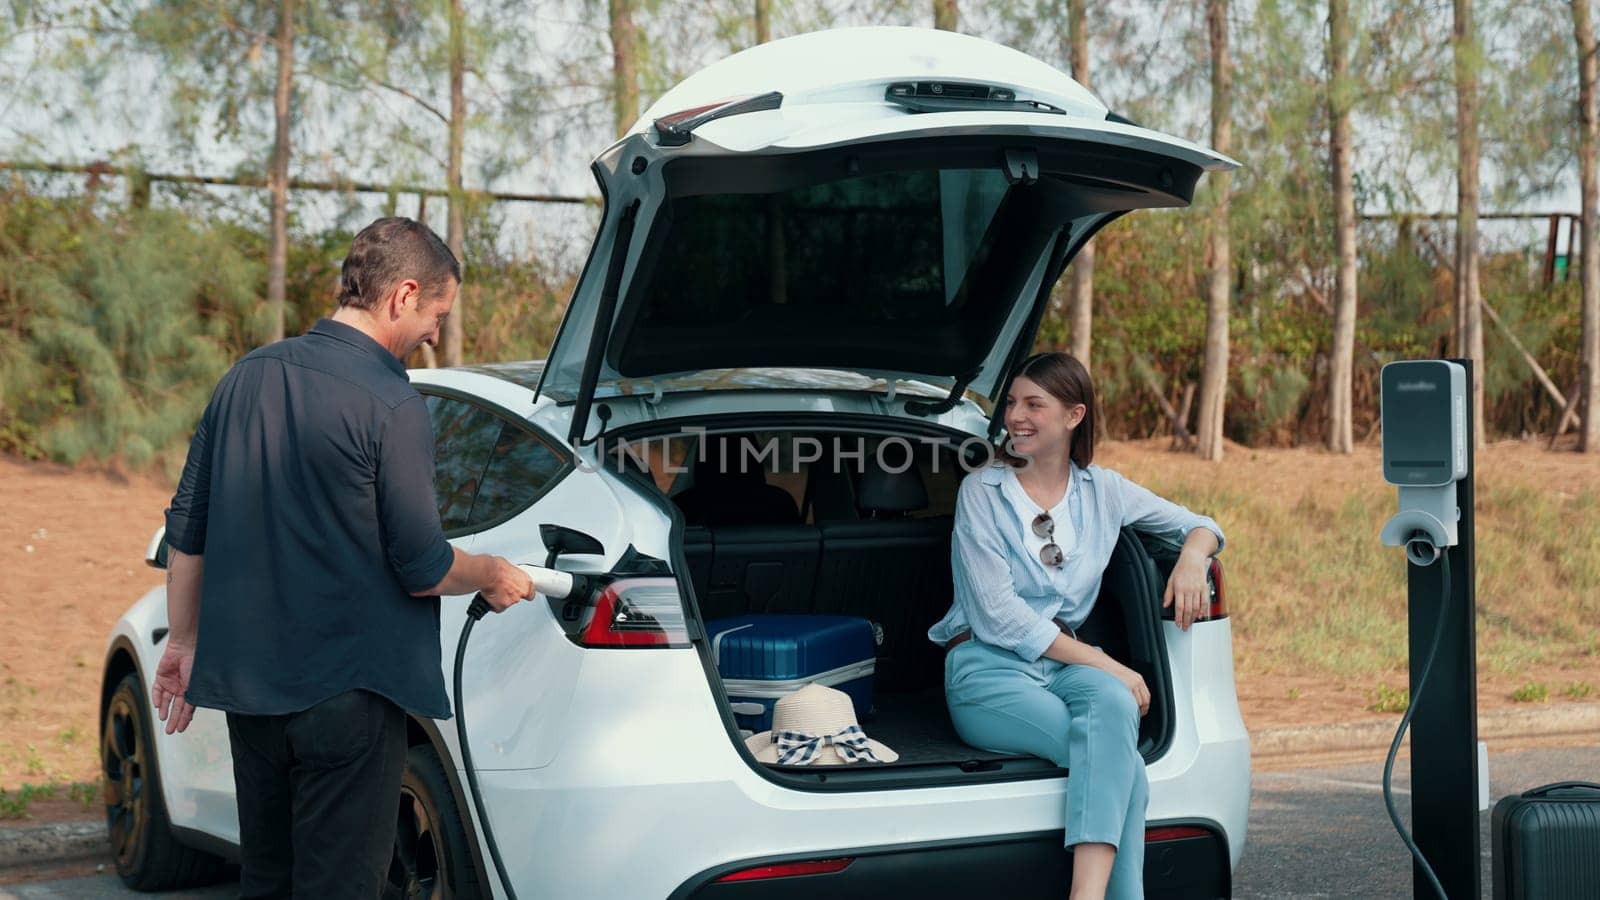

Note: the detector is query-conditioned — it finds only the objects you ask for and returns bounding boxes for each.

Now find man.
[151,217,533,897]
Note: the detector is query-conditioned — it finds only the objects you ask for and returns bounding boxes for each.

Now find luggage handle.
[1522,780,1600,798]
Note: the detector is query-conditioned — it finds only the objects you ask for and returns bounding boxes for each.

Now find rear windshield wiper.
[654,91,784,147]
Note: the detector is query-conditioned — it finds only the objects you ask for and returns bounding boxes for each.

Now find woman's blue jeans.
[945,639,1148,900]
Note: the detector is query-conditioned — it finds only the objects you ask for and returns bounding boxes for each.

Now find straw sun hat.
[744,683,899,766]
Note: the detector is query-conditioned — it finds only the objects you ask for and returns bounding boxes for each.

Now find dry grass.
[1101,437,1600,725]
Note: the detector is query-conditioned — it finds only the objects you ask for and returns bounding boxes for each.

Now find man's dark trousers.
[226,690,407,898]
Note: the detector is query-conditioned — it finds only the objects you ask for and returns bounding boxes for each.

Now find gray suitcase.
[1491,781,1600,899]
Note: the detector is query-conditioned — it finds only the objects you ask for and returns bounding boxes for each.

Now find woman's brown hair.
[1003,352,1098,469]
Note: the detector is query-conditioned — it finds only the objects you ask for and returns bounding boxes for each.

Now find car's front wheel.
[102,672,229,889]
[386,743,482,900]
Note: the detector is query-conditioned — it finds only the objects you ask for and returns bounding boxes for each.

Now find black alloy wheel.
[101,672,227,889]
[103,679,150,873]
[385,744,481,900]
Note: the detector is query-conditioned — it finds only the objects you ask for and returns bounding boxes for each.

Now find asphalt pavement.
[1235,742,1600,898]
[3,743,1596,899]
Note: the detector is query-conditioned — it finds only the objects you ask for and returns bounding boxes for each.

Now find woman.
[929,352,1224,900]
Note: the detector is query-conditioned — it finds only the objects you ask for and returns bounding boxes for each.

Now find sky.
[0,1,1586,268]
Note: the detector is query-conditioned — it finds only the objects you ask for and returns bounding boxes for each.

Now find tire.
[101,672,229,890]
[386,744,483,900]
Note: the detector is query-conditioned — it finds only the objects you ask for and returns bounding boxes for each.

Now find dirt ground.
[1099,436,1600,731]
[2,440,1597,804]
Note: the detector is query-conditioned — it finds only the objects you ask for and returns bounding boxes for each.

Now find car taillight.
[713,858,853,883]
[1208,558,1227,620]
[576,578,689,648]
[1146,825,1212,842]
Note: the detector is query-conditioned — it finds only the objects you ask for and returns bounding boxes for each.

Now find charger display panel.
[1381,361,1464,488]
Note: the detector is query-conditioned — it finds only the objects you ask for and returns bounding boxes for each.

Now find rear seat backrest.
[672,435,817,621]
[705,524,821,619]
[671,433,801,526]
[815,461,953,692]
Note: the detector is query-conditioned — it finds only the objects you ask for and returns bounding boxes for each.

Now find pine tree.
[1067,0,1095,370]
[1326,0,1357,453]
[441,0,467,367]
[611,0,640,137]
[1454,0,1485,446]
[1197,0,1232,461]
[1574,0,1600,452]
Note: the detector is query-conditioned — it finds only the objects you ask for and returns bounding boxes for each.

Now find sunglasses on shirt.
[1031,512,1065,568]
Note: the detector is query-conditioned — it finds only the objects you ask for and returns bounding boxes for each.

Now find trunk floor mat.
[861,688,1024,764]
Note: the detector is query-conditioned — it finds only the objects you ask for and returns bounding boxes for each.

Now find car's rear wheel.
[102,672,229,889]
[385,744,482,900]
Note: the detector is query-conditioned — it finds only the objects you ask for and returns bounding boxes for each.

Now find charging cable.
[1381,540,1450,900]
[454,596,517,900]
[453,565,586,900]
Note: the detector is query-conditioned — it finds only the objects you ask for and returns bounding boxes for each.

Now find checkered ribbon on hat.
[774,724,881,765]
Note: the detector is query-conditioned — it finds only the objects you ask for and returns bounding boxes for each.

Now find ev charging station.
[1379,359,1480,900]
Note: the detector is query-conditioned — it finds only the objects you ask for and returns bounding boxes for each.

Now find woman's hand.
[1163,548,1212,631]
[1108,660,1151,717]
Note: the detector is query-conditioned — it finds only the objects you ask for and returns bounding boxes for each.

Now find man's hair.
[335,217,460,311]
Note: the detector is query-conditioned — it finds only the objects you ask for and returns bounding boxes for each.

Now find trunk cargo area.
[653,428,1179,781]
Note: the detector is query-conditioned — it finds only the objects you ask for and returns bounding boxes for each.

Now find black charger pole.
[1407,357,1479,900]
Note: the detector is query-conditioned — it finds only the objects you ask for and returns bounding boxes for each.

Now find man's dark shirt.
[165,318,455,718]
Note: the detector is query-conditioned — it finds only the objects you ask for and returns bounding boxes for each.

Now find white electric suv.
[100,26,1248,899]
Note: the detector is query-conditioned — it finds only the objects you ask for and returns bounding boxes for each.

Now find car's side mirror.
[539,524,604,568]
[145,526,170,570]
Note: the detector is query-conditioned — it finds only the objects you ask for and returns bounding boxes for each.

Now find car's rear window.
[603,147,1076,382]
[637,168,1010,323]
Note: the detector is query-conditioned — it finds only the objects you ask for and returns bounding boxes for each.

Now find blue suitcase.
[707,614,876,735]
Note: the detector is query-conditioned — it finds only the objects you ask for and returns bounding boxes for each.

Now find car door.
[429,390,647,772]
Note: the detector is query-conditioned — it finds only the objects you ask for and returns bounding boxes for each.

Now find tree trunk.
[755,0,771,44]
[934,0,958,31]
[442,0,466,368]
[267,0,293,345]
[1326,0,1357,454]
[1066,0,1094,369]
[610,0,638,137]
[1455,0,1485,447]
[1197,0,1232,462]
[1575,0,1600,452]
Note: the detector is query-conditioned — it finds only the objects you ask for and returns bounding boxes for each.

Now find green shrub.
[1511,682,1550,703]
[1369,683,1410,713]
[0,783,58,820]
[67,781,99,809]
[0,190,261,470]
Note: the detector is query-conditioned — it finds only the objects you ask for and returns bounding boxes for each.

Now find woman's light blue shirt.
[928,461,1226,663]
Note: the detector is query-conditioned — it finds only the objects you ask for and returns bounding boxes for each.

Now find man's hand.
[151,644,197,734]
[1163,549,1212,631]
[479,556,535,613]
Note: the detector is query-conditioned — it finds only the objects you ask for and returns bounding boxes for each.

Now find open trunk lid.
[537,27,1236,446]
